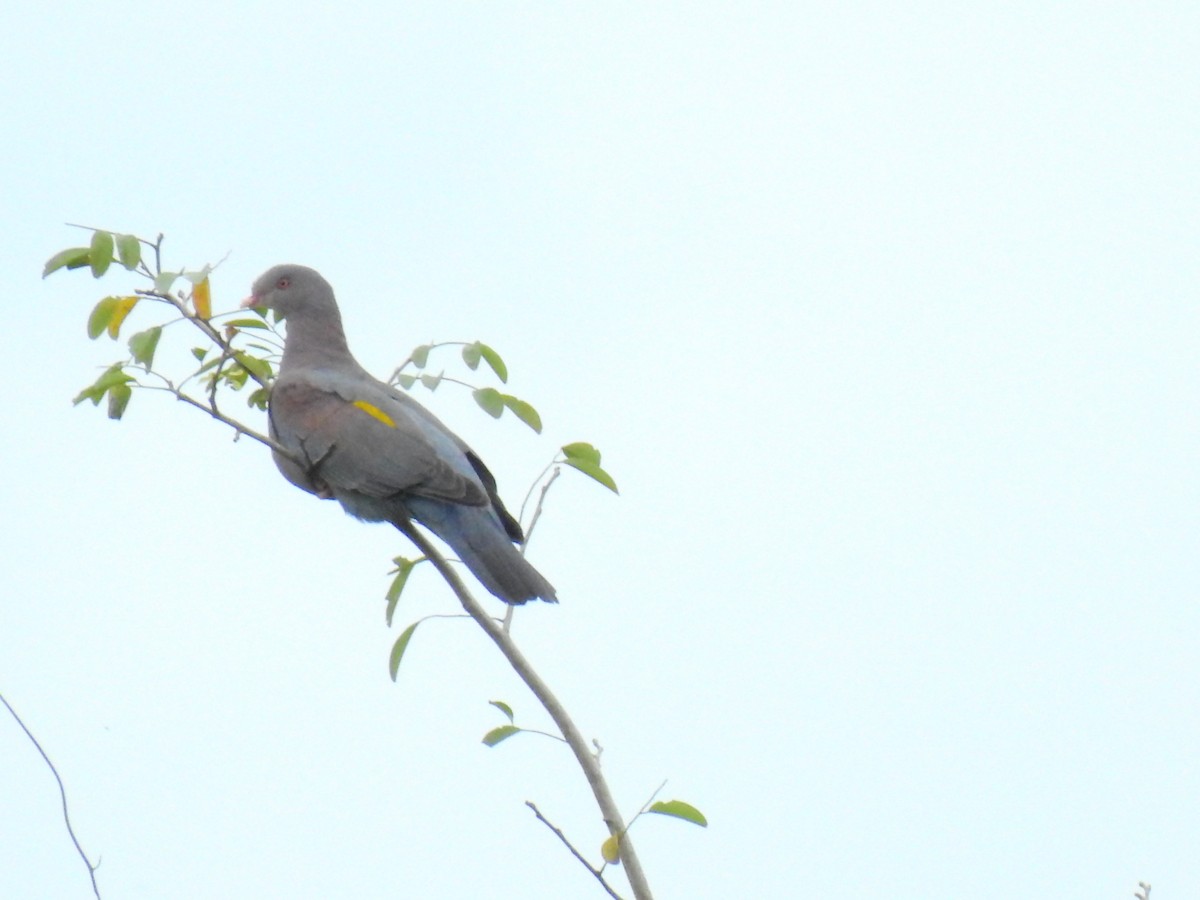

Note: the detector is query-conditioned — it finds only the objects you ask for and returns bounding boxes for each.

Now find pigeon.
[242,264,556,605]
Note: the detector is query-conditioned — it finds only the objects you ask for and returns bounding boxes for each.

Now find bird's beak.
[240,294,259,309]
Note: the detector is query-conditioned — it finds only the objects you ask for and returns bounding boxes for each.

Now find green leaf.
[419,372,443,391]
[72,386,101,406]
[478,343,508,383]
[42,246,92,278]
[461,341,482,370]
[95,365,134,394]
[473,387,504,419]
[153,270,180,294]
[233,351,273,382]
[564,457,619,494]
[85,295,139,340]
[86,296,118,340]
[106,382,132,419]
[247,386,270,410]
[89,231,114,277]
[562,441,601,465]
[221,318,271,330]
[385,557,420,627]
[488,700,514,723]
[73,364,134,407]
[191,347,209,362]
[481,725,521,747]
[128,326,162,367]
[395,373,417,390]
[647,800,708,828]
[411,344,431,368]
[116,234,141,270]
[502,395,542,433]
[219,365,249,390]
[388,621,420,681]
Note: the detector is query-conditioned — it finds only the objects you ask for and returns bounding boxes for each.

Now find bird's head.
[242,264,337,320]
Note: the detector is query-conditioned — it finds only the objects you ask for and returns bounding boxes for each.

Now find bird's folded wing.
[270,377,488,506]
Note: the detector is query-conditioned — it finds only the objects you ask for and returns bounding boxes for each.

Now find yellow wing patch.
[352,400,397,427]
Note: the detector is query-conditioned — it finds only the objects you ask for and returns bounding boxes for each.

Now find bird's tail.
[396,501,557,605]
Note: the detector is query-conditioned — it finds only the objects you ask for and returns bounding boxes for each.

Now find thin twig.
[391,518,653,900]
[522,466,561,552]
[0,692,101,899]
[169,390,287,454]
[518,460,556,526]
[526,801,623,900]
[387,339,466,385]
[607,779,669,861]
[206,347,234,419]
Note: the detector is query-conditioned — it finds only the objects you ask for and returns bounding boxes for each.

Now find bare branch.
[0,692,101,899]
[169,390,287,455]
[526,801,623,900]
[518,460,557,526]
[521,466,561,552]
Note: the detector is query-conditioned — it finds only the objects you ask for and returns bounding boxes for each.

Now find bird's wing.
[269,369,488,506]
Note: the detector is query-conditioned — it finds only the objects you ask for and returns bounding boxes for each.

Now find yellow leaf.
[106,296,140,338]
[600,834,621,866]
[353,400,396,427]
[192,277,212,319]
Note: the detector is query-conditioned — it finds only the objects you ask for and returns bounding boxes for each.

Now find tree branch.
[0,692,101,899]
[167,390,289,456]
[526,801,623,899]
[391,518,653,900]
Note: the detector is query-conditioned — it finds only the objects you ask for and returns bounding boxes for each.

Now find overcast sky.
[2,3,1197,898]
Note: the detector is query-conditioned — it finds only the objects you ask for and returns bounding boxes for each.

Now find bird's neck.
[279,313,356,371]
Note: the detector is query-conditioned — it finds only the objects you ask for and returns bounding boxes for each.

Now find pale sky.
[2,3,1197,898]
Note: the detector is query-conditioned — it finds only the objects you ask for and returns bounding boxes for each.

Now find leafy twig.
[613,779,669,850]
[0,692,101,899]
[391,517,653,900]
[133,288,273,392]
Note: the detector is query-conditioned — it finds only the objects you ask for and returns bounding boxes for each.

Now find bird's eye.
[277,276,291,289]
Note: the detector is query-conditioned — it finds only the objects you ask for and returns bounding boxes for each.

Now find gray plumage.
[245,264,556,605]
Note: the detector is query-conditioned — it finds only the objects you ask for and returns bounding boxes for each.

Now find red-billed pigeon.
[243,264,556,605]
